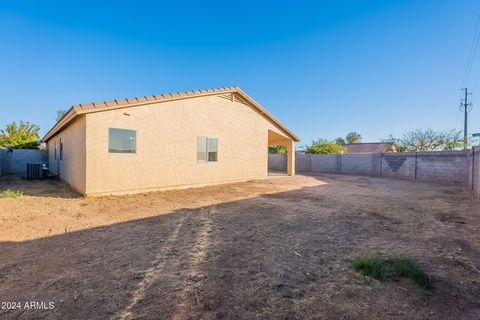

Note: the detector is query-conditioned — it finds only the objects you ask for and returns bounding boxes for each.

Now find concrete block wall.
[471,146,480,197]
[0,149,48,175]
[341,154,376,175]
[416,151,470,184]
[270,153,378,175]
[381,153,416,180]
[296,154,311,172]
[269,150,479,191]
[272,153,338,173]
[371,153,382,176]
[268,154,287,172]
[310,154,337,173]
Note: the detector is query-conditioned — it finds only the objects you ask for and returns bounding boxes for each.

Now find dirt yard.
[1,174,480,319]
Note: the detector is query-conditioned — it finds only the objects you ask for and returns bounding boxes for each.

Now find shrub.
[0,189,24,198]
[305,139,346,154]
[352,255,430,288]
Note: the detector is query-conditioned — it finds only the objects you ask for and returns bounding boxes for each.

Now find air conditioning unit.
[26,163,48,180]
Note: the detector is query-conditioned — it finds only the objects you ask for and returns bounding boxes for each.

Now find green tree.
[383,129,463,152]
[381,135,404,152]
[0,121,40,149]
[335,137,346,145]
[268,145,287,154]
[346,131,362,144]
[305,139,346,154]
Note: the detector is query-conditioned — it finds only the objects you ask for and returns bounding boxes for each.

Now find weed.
[352,255,430,288]
[0,189,24,198]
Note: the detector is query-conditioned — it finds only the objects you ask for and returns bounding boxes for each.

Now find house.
[342,142,392,154]
[42,87,299,195]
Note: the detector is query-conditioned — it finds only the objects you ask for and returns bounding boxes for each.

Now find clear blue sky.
[1,0,480,145]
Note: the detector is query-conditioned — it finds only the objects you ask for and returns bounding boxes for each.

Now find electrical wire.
[454,106,461,130]
[471,66,480,93]
[462,12,480,87]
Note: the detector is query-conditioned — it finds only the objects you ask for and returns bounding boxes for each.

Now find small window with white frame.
[197,136,218,162]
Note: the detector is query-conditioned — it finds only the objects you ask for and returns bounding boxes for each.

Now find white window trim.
[197,136,218,163]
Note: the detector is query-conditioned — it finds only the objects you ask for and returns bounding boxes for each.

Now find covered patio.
[268,130,295,176]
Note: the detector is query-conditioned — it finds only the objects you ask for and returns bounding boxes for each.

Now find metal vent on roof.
[217,93,248,105]
[233,94,248,105]
[217,93,233,101]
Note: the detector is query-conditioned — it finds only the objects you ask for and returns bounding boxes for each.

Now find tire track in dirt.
[172,206,215,319]
[116,213,189,320]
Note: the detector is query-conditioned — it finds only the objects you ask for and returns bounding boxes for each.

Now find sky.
[1,0,480,146]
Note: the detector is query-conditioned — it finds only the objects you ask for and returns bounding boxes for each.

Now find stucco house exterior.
[42,86,299,195]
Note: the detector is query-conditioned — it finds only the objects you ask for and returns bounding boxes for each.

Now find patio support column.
[287,140,295,176]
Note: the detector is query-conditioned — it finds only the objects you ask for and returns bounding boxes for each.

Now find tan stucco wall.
[47,116,86,194]
[83,95,292,195]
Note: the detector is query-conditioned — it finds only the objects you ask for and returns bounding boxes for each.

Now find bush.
[0,189,24,198]
[305,139,346,154]
[268,145,287,154]
[352,255,430,288]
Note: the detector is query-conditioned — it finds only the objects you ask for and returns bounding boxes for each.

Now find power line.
[462,12,480,87]
[454,103,461,130]
[471,65,480,93]
[472,88,480,105]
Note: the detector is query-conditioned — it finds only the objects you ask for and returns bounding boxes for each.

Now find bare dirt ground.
[1,174,480,319]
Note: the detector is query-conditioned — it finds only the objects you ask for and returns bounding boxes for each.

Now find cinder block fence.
[0,149,48,175]
[472,146,480,197]
[269,148,480,197]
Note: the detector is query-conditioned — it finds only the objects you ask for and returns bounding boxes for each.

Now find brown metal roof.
[42,86,300,142]
[343,143,388,154]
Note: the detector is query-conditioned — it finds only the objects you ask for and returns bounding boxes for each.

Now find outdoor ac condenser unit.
[26,163,46,180]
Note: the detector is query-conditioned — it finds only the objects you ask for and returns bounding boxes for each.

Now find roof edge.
[42,86,300,142]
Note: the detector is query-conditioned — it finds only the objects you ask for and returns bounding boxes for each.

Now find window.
[59,138,63,160]
[197,136,218,162]
[197,136,207,162]
[208,137,218,162]
[109,128,136,153]
[54,141,57,160]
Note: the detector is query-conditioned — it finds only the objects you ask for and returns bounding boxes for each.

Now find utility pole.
[461,88,472,149]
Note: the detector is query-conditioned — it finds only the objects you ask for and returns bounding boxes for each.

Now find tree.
[305,139,346,154]
[56,109,67,122]
[335,137,346,145]
[268,145,287,154]
[383,129,463,152]
[381,135,404,152]
[0,121,40,149]
[346,131,362,144]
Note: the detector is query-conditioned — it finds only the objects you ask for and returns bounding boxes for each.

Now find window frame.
[207,137,218,162]
[108,128,137,154]
[54,141,57,160]
[197,136,218,163]
[197,136,208,163]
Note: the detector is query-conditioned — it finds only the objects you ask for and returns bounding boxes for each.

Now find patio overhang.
[268,130,295,176]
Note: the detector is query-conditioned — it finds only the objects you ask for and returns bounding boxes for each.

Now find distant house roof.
[343,142,390,154]
[42,86,300,142]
